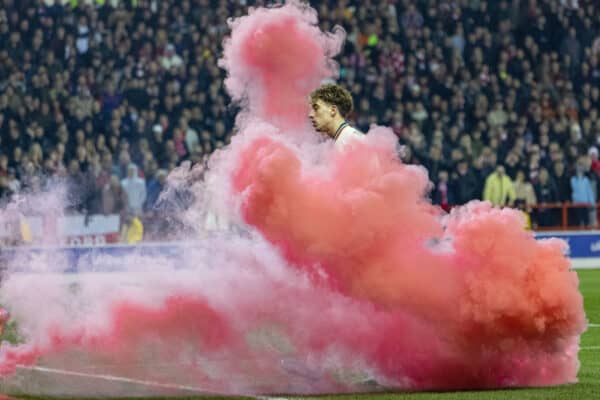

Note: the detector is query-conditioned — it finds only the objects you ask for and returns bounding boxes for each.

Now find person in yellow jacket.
[514,199,532,230]
[19,216,33,243]
[120,214,144,244]
[483,165,516,207]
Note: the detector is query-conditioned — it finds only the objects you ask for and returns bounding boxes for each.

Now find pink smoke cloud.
[219,0,344,131]
[229,127,585,389]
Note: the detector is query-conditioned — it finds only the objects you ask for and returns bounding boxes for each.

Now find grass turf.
[9,269,600,400]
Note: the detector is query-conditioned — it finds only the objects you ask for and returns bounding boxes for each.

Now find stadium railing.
[530,202,600,231]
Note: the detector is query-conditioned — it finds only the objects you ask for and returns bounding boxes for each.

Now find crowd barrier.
[3,233,600,271]
[0,242,188,273]
[530,202,600,230]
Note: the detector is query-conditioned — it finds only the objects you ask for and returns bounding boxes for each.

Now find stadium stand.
[0,0,599,232]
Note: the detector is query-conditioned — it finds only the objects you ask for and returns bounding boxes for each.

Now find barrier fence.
[529,202,600,230]
[3,204,600,269]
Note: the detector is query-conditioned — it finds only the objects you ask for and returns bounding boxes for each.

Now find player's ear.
[330,105,337,117]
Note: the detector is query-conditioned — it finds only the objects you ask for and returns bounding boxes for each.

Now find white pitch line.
[256,397,291,400]
[16,365,210,393]
[588,323,600,327]
[581,346,600,350]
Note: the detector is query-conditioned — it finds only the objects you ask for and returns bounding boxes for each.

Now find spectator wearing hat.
[589,147,600,176]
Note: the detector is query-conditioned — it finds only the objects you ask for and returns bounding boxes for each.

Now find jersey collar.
[333,121,349,141]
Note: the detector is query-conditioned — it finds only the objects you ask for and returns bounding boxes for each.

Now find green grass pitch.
[8,269,600,400]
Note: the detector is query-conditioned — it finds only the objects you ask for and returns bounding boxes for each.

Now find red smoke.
[225,0,586,391]
[219,1,344,131]
[0,0,586,396]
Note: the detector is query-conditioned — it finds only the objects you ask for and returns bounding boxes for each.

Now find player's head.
[309,83,353,138]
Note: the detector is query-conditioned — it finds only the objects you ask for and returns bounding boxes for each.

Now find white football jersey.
[334,124,365,150]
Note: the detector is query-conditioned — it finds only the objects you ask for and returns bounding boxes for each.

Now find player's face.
[309,99,335,137]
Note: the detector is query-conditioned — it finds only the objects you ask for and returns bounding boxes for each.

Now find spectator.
[0,154,8,178]
[551,161,572,202]
[503,152,522,180]
[401,4,423,34]
[589,147,600,176]
[431,170,454,211]
[483,165,516,207]
[571,160,596,227]
[173,128,189,160]
[180,118,200,154]
[121,213,144,245]
[487,101,509,129]
[422,145,449,184]
[514,170,537,207]
[66,159,88,211]
[514,199,532,230]
[145,169,168,212]
[160,44,183,71]
[121,164,147,216]
[560,27,582,67]
[101,175,128,217]
[534,168,560,227]
[116,151,135,180]
[5,168,20,195]
[452,159,479,205]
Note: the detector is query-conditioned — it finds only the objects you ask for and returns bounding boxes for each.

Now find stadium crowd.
[0,0,599,233]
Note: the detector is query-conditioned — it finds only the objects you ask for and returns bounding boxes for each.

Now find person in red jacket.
[588,147,600,176]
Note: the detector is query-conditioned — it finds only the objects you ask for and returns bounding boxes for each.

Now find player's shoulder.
[335,125,366,149]
[342,125,365,142]
[345,125,364,137]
